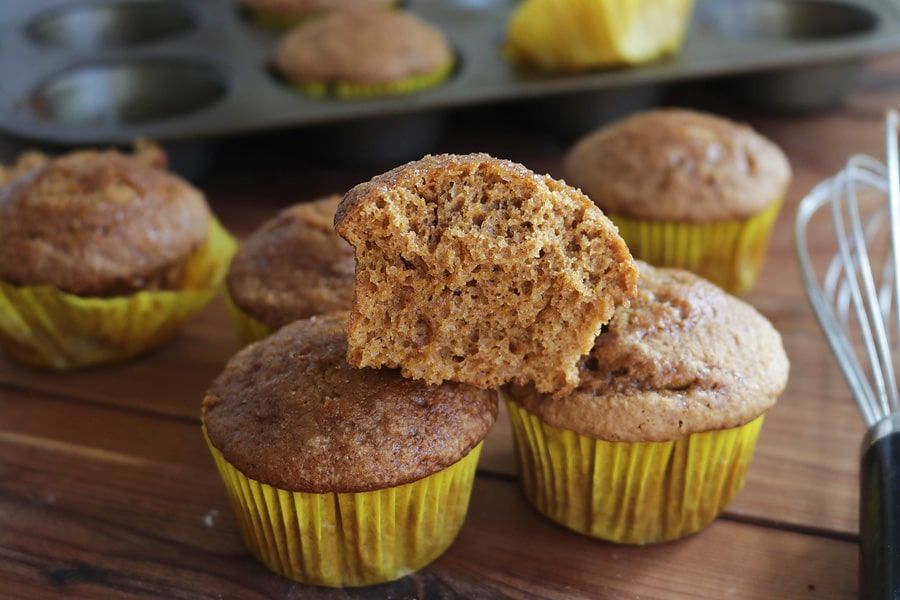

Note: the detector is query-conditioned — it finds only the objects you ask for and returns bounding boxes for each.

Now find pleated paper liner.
[504,0,695,71]
[505,398,765,545]
[0,219,236,370]
[222,289,273,347]
[288,59,454,99]
[203,424,482,587]
[608,197,783,296]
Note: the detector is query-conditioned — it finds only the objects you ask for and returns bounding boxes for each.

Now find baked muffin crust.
[203,313,498,493]
[0,148,211,296]
[508,262,790,442]
[563,109,792,221]
[275,9,453,85]
[335,152,637,396]
[226,195,355,329]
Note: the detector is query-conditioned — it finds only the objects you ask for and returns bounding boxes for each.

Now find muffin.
[224,195,355,345]
[0,144,235,369]
[240,0,395,28]
[334,152,638,397]
[504,0,695,72]
[202,313,498,587]
[564,108,792,295]
[504,261,790,545]
[274,9,455,98]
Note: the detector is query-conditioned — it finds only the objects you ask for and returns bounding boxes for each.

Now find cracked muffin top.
[507,261,790,442]
[0,144,211,297]
[202,312,498,493]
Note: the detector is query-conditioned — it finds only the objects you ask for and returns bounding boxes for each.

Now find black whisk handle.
[860,414,900,599]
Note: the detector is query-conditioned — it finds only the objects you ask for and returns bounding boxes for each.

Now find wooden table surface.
[4,52,900,600]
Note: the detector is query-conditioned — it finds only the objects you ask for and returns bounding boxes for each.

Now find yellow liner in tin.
[222,289,273,347]
[204,425,482,587]
[291,59,454,99]
[0,219,236,370]
[505,399,764,545]
[608,198,783,296]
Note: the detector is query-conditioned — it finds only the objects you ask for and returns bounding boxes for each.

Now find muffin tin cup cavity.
[26,1,198,50]
[2,0,900,152]
[697,0,878,41]
[29,60,230,128]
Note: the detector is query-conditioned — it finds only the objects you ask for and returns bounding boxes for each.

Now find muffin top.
[275,9,453,85]
[240,0,394,19]
[507,261,790,442]
[335,152,637,397]
[202,313,499,493]
[226,195,355,329]
[563,108,792,222]
[0,146,211,296]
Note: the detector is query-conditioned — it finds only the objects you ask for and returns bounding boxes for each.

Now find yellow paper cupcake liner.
[608,198,783,296]
[504,0,694,71]
[203,425,482,587]
[505,398,764,545]
[0,219,236,370]
[291,59,454,99]
[222,289,273,347]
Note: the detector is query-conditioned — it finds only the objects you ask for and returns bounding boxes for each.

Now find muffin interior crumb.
[336,153,637,395]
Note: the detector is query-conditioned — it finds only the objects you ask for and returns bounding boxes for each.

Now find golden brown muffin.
[564,108,791,222]
[203,312,498,492]
[241,0,394,23]
[508,261,789,442]
[202,312,498,585]
[274,9,454,95]
[334,152,638,397]
[563,108,791,295]
[225,195,355,331]
[504,261,789,544]
[0,147,212,297]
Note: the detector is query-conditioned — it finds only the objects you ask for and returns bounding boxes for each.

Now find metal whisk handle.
[860,413,900,599]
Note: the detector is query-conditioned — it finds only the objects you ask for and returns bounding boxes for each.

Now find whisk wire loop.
[795,117,900,428]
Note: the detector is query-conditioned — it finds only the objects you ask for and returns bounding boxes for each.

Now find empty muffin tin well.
[29,59,230,127]
[26,1,198,50]
[1,0,899,148]
[696,0,878,40]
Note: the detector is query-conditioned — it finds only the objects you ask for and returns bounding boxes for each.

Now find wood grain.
[4,51,900,600]
[0,391,857,599]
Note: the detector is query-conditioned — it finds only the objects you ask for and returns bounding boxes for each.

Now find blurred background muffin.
[202,312,498,587]
[224,194,355,345]
[504,261,790,544]
[240,0,396,28]
[564,108,791,295]
[504,0,695,72]
[274,8,455,98]
[0,142,235,369]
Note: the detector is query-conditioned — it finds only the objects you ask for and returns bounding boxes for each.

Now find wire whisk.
[795,110,900,599]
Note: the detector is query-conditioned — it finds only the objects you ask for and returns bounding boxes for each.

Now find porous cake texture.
[334,152,637,396]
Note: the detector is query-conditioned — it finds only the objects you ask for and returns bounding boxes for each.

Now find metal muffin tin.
[1,0,900,147]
